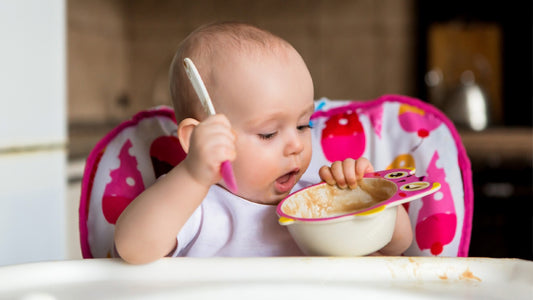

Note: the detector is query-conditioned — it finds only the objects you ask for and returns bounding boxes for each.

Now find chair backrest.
[80,95,472,258]
[306,95,472,257]
[79,107,185,258]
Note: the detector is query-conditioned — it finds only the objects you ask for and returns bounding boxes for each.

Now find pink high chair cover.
[80,95,473,258]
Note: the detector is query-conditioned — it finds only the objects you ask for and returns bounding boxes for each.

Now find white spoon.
[183,57,238,193]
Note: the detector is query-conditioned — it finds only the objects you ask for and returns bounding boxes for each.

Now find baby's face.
[210,47,314,205]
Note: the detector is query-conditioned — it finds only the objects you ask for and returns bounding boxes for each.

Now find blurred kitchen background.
[1,0,531,265]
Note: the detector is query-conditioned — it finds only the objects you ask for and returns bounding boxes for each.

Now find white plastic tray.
[0,257,531,299]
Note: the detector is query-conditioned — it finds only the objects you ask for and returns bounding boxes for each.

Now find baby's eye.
[297,122,313,131]
[258,132,277,140]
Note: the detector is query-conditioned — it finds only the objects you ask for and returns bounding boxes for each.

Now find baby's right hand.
[183,114,236,187]
[319,157,374,189]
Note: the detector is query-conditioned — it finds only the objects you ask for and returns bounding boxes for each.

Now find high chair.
[79,94,473,258]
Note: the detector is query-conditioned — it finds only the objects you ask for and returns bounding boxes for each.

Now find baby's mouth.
[275,169,300,194]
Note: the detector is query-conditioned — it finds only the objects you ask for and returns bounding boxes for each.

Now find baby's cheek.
[303,136,313,165]
[236,156,276,185]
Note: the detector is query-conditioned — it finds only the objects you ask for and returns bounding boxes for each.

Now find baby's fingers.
[342,158,358,189]
[355,157,374,179]
[320,161,351,189]
[330,160,350,189]
[319,158,374,190]
[319,165,335,186]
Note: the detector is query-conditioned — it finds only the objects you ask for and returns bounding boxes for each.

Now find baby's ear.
[177,118,200,154]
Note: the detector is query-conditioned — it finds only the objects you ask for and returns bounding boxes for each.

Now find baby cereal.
[282,178,396,218]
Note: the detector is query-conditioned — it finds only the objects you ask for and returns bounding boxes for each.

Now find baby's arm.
[374,205,413,256]
[114,115,235,264]
[318,157,413,256]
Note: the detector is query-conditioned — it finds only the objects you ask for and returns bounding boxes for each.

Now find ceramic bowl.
[276,168,441,256]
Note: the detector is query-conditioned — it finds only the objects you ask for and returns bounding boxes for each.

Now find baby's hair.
[169,21,293,122]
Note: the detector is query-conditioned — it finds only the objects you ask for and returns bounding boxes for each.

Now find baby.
[114,21,412,264]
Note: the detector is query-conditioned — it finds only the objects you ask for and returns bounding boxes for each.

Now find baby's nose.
[284,135,304,156]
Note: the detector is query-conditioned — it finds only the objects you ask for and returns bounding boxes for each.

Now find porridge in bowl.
[280,178,397,219]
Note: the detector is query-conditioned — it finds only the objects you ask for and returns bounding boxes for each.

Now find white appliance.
[0,0,67,266]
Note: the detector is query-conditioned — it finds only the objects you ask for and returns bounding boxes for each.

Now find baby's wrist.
[165,161,210,191]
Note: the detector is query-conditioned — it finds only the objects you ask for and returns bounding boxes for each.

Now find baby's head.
[170,22,315,204]
[169,21,310,122]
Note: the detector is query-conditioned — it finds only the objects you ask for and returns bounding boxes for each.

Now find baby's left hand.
[319,157,374,189]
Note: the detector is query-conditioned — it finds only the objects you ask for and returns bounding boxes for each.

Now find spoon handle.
[183,57,238,193]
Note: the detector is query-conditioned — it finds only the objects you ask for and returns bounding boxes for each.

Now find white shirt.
[172,185,306,257]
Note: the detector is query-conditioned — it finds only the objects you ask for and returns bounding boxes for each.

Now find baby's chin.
[238,189,291,206]
[221,178,300,205]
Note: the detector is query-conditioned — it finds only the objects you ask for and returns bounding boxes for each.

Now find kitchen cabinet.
[460,128,533,260]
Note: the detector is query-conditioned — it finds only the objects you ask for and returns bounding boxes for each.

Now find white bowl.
[277,169,441,256]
